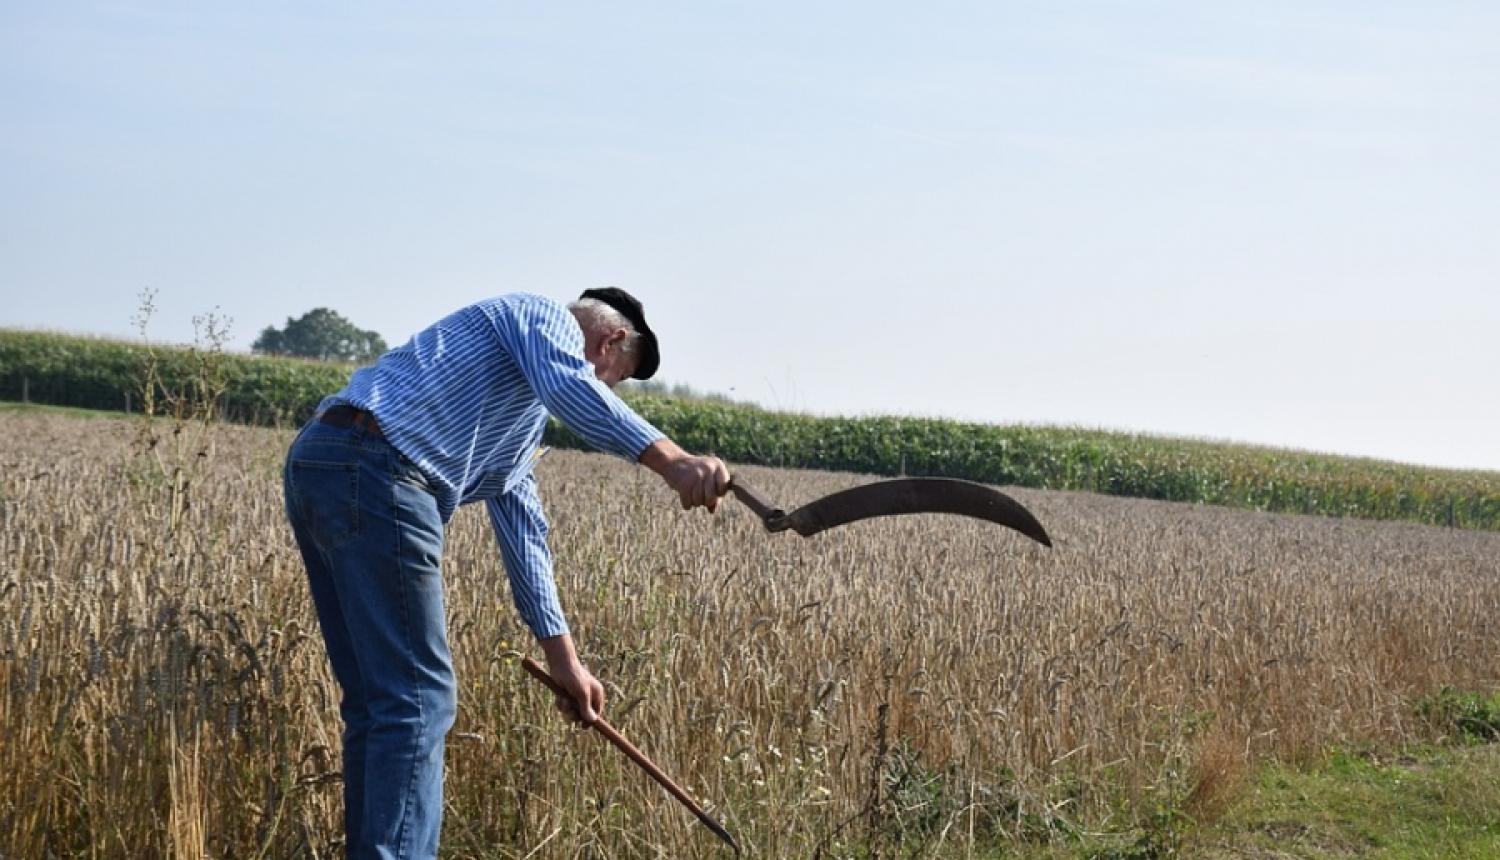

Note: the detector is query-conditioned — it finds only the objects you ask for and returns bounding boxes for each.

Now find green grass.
[1202,745,1500,859]
[950,745,1500,859]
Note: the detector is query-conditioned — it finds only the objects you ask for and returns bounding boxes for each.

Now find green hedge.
[5,328,1499,531]
[0,329,350,425]
[579,397,1500,530]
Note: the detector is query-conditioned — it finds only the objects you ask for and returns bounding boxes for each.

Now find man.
[281,288,729,860]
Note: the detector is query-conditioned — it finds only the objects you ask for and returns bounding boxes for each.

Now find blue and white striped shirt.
[324,293,665,638]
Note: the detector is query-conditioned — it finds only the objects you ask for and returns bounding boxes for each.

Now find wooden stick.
[520,657,740,855]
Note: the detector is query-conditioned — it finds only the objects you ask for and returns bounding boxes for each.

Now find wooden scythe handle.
[727,476,786,526]
[519,657,740,854]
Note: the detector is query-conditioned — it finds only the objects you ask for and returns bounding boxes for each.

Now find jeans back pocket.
[289,459,361,549]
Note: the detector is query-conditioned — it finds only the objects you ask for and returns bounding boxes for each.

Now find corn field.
[4,411,1500,858]
[9,328,1500,532]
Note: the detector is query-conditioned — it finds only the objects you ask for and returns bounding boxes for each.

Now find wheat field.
[3,410,1499,858]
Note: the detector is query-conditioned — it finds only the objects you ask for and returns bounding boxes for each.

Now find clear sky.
[4,3,1496,470]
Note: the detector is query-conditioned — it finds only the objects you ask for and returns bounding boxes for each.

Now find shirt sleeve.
[490,297,665,460]
[486,473,569,639]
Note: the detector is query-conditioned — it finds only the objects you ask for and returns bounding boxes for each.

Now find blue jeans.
[283,419,455,860]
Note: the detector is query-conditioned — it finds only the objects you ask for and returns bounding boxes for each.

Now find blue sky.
[4,2,1497,469]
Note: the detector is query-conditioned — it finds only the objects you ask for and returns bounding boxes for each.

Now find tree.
[252,308,388,363]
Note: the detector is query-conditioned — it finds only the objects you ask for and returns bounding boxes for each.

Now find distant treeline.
[4,328,1498,531]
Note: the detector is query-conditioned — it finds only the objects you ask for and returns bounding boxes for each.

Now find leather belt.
[318,405,384,439]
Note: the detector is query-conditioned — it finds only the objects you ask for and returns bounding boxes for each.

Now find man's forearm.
[638,437,688,476]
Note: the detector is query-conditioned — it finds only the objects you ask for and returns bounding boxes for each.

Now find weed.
[1415,687,1500,743]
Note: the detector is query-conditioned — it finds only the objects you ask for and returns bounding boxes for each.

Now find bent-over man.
[281,288,729,860]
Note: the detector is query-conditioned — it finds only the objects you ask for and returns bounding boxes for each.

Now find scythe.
[728,476,1052,547]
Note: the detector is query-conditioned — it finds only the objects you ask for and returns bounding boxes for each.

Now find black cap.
[579,287,660,380]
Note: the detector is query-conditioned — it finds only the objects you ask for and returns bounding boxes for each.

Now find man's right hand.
[639,439,731,512]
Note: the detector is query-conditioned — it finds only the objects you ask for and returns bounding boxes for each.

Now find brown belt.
[318,405,384,439]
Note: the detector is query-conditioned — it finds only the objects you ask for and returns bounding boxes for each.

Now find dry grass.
[3,411,1499,858]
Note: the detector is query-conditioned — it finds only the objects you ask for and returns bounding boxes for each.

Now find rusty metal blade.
[781,478,1052,546]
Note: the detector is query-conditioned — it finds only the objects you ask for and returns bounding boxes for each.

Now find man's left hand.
[539,634,606,725]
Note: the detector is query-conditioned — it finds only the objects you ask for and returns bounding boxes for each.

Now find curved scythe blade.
[732,477,1052,546]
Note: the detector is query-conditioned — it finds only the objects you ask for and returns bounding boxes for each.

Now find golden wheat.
[3,412,1498,858]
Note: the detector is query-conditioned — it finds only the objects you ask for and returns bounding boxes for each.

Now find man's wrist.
[638,438,687,477]
[538,633,580,669]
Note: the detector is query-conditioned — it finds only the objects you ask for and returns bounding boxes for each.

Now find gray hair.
[568,297,642,361]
